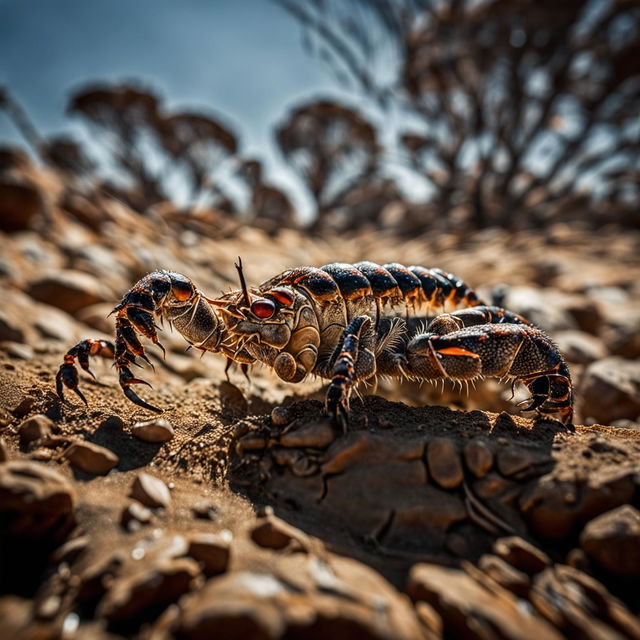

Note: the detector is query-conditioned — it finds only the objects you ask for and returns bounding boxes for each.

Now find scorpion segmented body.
[56,261,574,426]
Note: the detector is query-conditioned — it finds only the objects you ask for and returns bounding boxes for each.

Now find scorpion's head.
[208,259,298,361]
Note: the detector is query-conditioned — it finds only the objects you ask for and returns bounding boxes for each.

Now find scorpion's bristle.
[235,256,252,308]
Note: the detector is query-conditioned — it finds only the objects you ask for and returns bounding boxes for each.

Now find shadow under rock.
[83,417,163,473]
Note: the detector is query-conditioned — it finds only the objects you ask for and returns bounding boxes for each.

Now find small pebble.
[11,395,35,418]
[270,406,291,426]
[101,415,125,430]
[132,418,174,443]
[18,414,53,446]
[65,441,119,475]
[131,472,171,508]
[426,437,463,489]
[187,531,232,576]
[192,500,219,521]
[463,438,494,478]
[121,502,153,530]
[219,381,248,416]
[2,342,34,360]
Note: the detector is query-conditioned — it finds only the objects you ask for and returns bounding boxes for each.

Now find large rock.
[530,565,640,639]
[579,357,640,424]
[407,563,562,640]
[502,287,577,332]
[0,461,76,541]
[554,331,608,365]
[519,465,636,539]
[493,536,551,575]
[603,306,640,359]
[0,309,25,343]
[580,505,640,578]
[18,414,53,447]
[186,531,232,576]
[172,555,426,640]
[27,269,111,314]
[97,557,200,623]
[0,177,46,232]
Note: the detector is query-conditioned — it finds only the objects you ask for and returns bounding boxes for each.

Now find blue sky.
[0,0,359,217]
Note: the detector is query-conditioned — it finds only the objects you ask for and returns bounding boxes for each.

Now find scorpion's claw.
[119,367,161,412]
[55,339,114,408]
[139,352,155,370]
[71,385,88,406]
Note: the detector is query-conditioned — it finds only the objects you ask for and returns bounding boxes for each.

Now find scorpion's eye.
[171,281,193,301]
[250,299,276,319]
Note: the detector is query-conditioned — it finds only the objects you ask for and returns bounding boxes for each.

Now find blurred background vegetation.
[1,0,639,236]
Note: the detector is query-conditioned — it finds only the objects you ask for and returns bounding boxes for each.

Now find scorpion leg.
[388,322,573,424]
[112,303,168,412]
[324,316,377,431]
[56,339,115,405]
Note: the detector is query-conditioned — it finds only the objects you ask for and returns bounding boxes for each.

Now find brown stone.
[130,472,171,508]
[173,555,425,640]
[187,531,232,576]
[0,178,45,232]
[219,381,248,417]
[279,418,335,448]
[580,505,640,578]
[64,441,118,476]
[472,471,519,501]
[50,536,90,565]
[0,461,76,541]
[191,500,219,521]
[322,431,425,474]
[132,418,174,443]
[77,552,125,604]
[250,515,309,551]
[270,405,291,426]
[2,342,33,360]
[10,395,35,418]
[426,438,463,489]
[554,330,608,365]
[414,601,443,638]
[173,571,287,640]
[530,565,637,639]
[579,357,640,424]
[478,554,530,597]
[407,563,562,640]
[496,446,552,478]
[493,536,551,575]
[27,270,109,314]
[121,502,153,530]
[271,448,319,476]
[0,310,25,343]
[236,432,268,454]
[97,557,200,622]
[463,438,494,478]
[519,467,635,540]
[18,414,53,447]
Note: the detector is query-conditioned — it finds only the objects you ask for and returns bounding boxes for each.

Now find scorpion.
[56,260,574,427]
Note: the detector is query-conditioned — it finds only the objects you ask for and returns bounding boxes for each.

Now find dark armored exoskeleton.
[57,260,574,426]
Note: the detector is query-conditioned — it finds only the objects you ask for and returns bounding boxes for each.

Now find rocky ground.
[1,153,640,638]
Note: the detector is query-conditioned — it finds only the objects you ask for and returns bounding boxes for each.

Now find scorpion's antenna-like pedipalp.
[235,256,251,308]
